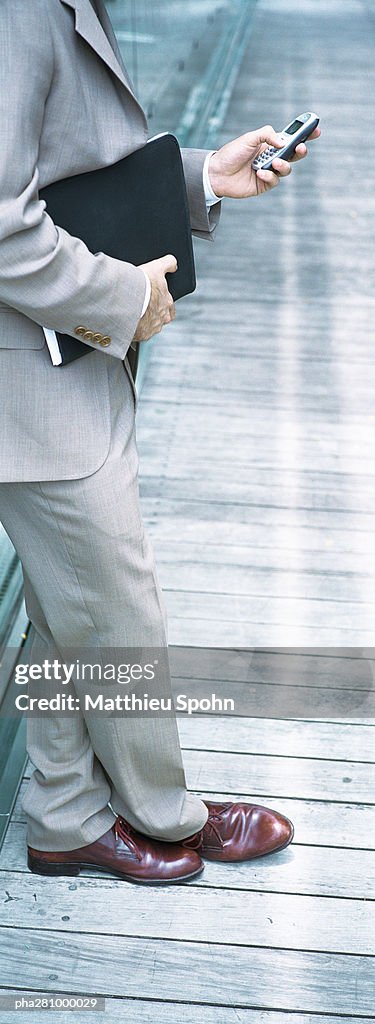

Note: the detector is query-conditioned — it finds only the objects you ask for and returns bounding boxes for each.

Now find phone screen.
[285,119,304,135]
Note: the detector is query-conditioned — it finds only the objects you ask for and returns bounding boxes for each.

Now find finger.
[290,143,307,162]
[256,168,280,187]
[290,128,321,161]
[167,292,174,308]
[160,253,178,274]
[271,157,292,176]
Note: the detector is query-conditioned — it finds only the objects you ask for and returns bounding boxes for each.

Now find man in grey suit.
[0,0,319,883]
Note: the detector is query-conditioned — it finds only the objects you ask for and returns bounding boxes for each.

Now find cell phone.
[251,111,320,171]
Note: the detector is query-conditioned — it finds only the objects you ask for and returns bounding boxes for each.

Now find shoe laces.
[114,816,143,861]
[184,810,225,849]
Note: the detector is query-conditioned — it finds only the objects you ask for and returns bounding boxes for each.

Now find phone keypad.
[252,145,278,169]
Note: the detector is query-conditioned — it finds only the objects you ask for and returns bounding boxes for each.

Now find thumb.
[252,124,285,149]
[160,253,178,274]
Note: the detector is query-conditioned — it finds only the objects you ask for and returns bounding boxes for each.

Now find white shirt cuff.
[140,270,152,316]
[203,151,221,207]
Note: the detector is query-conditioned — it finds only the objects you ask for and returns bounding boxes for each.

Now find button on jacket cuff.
[103,258,149,357]
[64,256,148,359]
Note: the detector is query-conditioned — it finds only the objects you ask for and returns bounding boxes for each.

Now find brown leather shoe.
[183,801,294,862]
[27,816,204,885]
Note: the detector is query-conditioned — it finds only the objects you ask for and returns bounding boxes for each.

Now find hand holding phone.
[251,111,320,172]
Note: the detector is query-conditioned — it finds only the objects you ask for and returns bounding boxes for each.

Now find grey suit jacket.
[0,0,219,481]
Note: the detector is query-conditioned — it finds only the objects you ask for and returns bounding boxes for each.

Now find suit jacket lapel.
[96,0,135,88]
[59,0,140,104]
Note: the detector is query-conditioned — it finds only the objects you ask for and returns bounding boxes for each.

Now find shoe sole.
[27,854,204,885]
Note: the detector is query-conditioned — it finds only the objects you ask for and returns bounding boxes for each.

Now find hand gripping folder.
[40,134,196,366]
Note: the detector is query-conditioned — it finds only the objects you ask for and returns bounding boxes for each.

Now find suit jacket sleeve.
[181,149,221,240]
[0,0,147,360]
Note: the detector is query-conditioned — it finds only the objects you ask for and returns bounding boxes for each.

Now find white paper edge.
[43,328,62,366]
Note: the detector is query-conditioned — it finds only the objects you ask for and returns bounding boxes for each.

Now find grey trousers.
[0,358,208,850]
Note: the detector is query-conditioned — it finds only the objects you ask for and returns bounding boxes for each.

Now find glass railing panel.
[108,0,254,142]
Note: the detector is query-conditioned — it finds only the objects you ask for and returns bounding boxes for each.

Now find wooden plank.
[166,614,375,648]
[0,929,373,1015]
[0,994,372,1024]
[153,537,375,576]
[141,471,375,515]
[2,822,375,900]
[140,388,375,417]
[177,716,375,761]
[141,351,375,383]
[138,375,375,438]
[139,438,375,477]
[12,782,375,850]
[138,335,375,381]
[144,330,375,359]
[143,358,375,383]
[140,383,375,416]
[139,412,375,476]
[138,442,375,477]
[139,445,375,478]
[156,563,375,605]
[164,590,375,631]
[145,337,375,366]
[142,509,375,557]
[171,647,375,687]
[0,872,373,955]
[142,516,375,561]
[138,389,375,430]
[172,328,374,350]
[139,386,375,423]
[182,750,375,803]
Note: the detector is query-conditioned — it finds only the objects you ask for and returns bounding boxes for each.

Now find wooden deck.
[137,0,375,648]
[0,0,374,1021]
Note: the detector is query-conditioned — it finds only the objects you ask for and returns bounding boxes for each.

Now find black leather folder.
[40,133,196,365]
